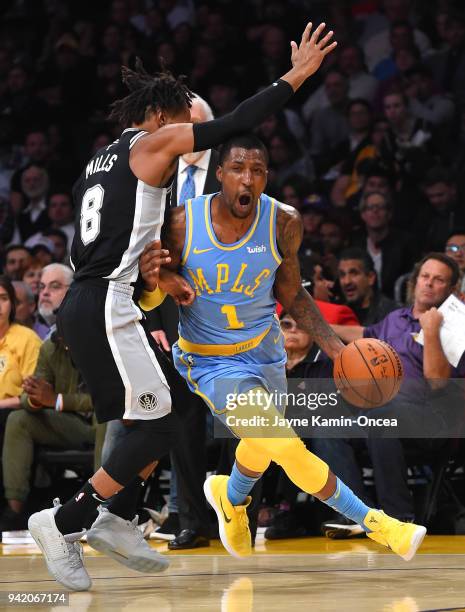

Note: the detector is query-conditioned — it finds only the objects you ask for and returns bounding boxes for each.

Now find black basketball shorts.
[58,278,175,424]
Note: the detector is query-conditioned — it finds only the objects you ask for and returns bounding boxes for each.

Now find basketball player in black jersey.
[28,23,337,591]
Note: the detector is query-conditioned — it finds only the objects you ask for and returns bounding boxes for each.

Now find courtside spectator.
[0,276,41,440]
[324,254,465,531]
[2,246,32,281]
[444,229,465,294]
[417,167,465,253]
[351,191,417,297]
[0,284,95,532]
[22,259,43,297]
[16,164,50,242]
[338,248,398,324]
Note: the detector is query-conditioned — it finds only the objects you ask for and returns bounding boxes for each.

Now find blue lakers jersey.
[178,192,282,348]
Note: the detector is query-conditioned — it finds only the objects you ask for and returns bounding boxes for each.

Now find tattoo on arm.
[289,287,343,355]
[274,205,344,359]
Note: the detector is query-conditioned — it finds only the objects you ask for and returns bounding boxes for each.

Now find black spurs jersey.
[71,128,169,283]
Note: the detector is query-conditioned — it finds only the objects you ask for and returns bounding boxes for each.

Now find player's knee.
[102,416,174,485]
[274,441,330,494]
[236,439,271,473]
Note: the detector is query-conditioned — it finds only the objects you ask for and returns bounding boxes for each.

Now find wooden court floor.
[1,535,465,611]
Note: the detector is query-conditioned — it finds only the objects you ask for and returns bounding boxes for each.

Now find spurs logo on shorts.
[138,392,159,412]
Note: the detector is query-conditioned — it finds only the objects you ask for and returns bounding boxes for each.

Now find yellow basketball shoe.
[204,475,252,558]
[364,510,426,561]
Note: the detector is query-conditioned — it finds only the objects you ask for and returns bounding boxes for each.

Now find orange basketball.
[333,338,403,409]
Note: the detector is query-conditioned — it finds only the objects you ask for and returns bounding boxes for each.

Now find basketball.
[333,338,403,409]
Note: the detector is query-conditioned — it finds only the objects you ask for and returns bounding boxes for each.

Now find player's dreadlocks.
[109,57,193,128]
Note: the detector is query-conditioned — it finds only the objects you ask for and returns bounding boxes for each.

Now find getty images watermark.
[223,388,398,431]
[213,378,465,438]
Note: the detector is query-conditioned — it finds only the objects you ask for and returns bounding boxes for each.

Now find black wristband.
[193,79,294,152]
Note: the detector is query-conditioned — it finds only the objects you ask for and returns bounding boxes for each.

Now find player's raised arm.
[273,205,344,361]
[139,22,336,160]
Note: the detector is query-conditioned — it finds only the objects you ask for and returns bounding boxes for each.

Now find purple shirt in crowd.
[363,306,465,400]
[33,319,50,340]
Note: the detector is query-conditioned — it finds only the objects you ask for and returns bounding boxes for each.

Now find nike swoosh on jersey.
[193,247,214,255]
[92,492,106,503]
[220,497,232,523]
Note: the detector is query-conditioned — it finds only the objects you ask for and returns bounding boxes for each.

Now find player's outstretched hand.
[290,22,337,78]
[139,239,171,291]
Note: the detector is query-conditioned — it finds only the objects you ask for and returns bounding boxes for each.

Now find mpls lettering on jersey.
[178,193,282,344]
[85,153,118,179]
[186,263,271,298]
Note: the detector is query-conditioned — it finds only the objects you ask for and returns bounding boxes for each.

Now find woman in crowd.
[0,274,41,465]
[0,275,41,413]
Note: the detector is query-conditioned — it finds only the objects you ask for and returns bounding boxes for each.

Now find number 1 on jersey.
[81,184,104,245]
[221,304,245,329]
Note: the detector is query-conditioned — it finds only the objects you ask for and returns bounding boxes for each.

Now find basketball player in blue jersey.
[141,134,427,563]
[28,23,340,592]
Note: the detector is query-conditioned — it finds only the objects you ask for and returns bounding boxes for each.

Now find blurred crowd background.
[1,0,465,541]
[1,0,465,298]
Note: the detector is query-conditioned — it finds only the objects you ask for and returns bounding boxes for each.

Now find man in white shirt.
[16,164,50,242]
[171,94,218,207]
[25,191,75,255]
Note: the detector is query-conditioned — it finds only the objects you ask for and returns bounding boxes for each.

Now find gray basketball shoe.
[28,499,91,591]
[86,507,169,573]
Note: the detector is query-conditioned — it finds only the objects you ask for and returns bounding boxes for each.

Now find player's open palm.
[290,22,337,77]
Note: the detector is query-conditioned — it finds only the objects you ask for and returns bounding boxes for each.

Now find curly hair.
[109,57,193,128]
